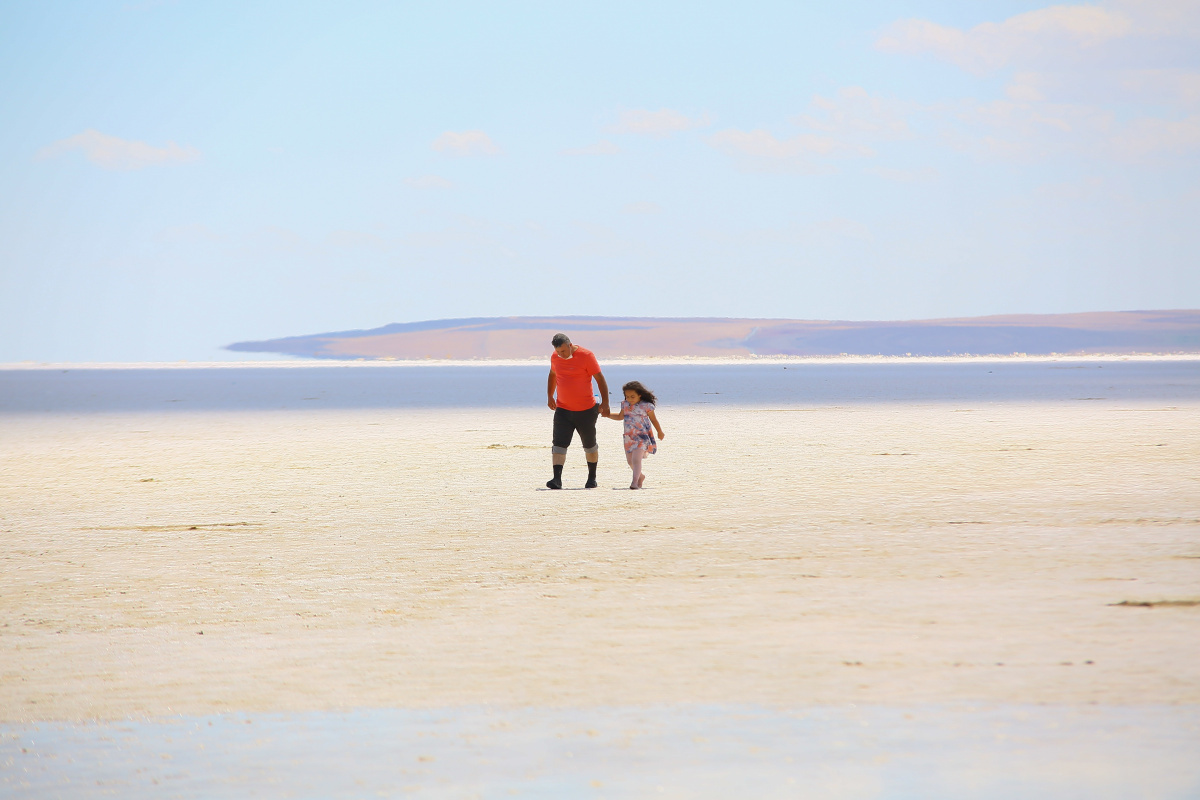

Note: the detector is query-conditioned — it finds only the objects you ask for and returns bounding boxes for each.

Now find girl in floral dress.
[603,381,665,489]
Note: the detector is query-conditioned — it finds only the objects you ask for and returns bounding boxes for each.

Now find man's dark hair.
[551,333,571,347]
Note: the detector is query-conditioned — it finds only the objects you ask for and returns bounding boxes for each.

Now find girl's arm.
[604,408,625,420]
[648,409,665,439]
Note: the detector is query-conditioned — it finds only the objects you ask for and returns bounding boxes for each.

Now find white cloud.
[1108,0,1200,38]
[876,2,1200,102]
[933,92,1200,160]
[623,201,662,215]
[36,129,200,170]
[934,97,1117,159]
[708,128,873,172]
[865,165,940,183]
[875,3,1200,159]
[1111,113,1200,155]
[608,108,710,138]
[405,174,454,189]
[876,5,1132,75]
[561,140,621,156]
[1113,69,1200,108]
[994,64,1200,114]
[793,86,912,140]
[960,97,1113,136]
[431,130,501,156]
[705,88,909,173]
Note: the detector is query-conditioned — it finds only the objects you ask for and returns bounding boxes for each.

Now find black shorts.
[552,405,600,451]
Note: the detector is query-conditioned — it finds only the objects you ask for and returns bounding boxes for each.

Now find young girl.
[603,381,665,489]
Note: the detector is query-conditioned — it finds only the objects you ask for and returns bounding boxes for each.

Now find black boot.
[585,460,598,489]
[546,463,563,490]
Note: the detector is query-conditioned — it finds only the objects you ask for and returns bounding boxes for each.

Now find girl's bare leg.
[630,449,644,489]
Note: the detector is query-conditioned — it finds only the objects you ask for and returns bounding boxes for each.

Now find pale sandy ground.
[1,403,1198,722]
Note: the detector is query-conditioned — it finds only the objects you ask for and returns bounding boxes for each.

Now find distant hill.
[227,310,1200,360]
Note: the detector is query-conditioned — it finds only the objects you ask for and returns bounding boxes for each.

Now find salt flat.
[2,402,1197,721]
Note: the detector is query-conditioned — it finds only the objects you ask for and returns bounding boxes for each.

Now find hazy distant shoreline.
[5,358,1198,414]
[6,352,1200,370]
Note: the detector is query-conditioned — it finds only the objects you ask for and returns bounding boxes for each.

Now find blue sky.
[2,0,1198,361]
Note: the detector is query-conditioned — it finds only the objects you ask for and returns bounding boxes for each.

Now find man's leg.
[579,405,600,488]
[548,407,573,489]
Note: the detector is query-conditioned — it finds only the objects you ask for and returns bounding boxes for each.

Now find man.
[546,332,610,489]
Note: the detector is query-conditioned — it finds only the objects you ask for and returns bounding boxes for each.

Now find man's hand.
[548,397,557,411]
[594,372,610,421]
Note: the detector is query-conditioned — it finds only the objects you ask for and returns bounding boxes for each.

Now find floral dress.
[621,400,657,454]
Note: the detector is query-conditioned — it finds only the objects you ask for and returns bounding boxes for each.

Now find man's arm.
[594,371,610,417]
[547,369,557,411]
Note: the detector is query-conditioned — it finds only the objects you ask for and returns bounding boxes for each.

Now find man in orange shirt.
[546,332,610,489]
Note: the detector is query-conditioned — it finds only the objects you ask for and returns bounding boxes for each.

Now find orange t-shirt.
[551,346,601,411]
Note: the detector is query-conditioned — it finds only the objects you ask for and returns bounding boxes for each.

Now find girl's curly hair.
[622,381,657,405]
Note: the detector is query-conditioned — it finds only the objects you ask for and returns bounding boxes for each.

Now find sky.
[1,0,1198,361]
